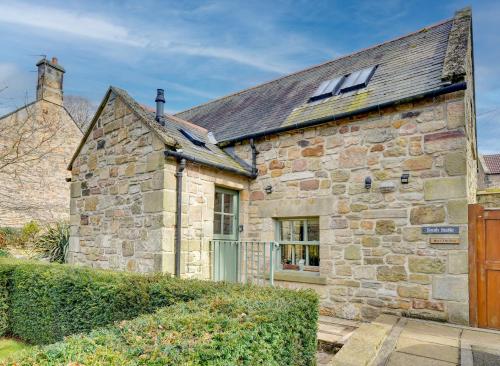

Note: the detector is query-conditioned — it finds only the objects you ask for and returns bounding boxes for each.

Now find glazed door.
[213,188,239,282]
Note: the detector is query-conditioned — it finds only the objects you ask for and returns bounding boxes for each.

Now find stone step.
[318,331,343,344]
[317,316,359,346]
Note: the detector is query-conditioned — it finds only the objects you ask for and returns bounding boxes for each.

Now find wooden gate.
[469,204,500,329]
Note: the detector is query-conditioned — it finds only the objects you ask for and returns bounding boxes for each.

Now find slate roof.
[176,9,471,144]
[482,154,500,174]
[69,87,251,175]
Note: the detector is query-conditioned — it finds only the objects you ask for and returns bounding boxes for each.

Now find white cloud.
[0,2,307,74]
[0,63,35,115]
[0,3,145,47]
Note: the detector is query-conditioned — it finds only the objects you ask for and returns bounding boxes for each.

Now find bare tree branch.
[64,95,95,130]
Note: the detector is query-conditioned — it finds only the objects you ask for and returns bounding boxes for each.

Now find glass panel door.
[213,188,239,282]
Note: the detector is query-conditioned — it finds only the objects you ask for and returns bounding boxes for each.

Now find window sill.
[267,271,327,285]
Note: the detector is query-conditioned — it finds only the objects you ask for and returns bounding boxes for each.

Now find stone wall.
[68,93,171,272]
[173,162,249,279]
[0,100,82,227]
[233,93,472,324]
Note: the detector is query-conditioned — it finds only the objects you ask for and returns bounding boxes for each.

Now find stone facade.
[69,89,475,325]
[68,93,171,272]
[0,58,82,227]
[232,92,473,324]
[67,91,248,275]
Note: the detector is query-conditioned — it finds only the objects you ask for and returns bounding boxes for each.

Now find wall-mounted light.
[401,173,410,184]
[265,185,273,194]
[364,177,372,190]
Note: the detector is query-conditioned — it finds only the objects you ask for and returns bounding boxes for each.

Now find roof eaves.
[217,81,467,147]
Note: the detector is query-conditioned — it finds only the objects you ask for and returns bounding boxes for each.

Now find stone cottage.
[0,58,82,226]
[478,154,500,189]
[68,8,478,325]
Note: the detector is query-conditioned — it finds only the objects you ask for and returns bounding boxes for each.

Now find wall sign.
[429,237,460,244]
[421,226,459,235]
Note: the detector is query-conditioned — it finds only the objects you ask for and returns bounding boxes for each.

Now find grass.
[0,338,30,360]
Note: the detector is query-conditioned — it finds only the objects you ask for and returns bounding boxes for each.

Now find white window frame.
[275,218,320,271]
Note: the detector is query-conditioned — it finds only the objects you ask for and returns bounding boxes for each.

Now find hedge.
[0,259,318,365]
[0,258,226,344]
[4,287,318,365]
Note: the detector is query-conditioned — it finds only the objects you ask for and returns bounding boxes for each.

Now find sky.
[0,0,498,153]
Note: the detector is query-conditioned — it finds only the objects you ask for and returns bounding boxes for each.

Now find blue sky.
[0,0,498,153]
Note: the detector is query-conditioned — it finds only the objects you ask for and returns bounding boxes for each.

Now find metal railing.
[209,240,279,286]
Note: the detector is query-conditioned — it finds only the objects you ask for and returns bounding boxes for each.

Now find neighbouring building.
[476,153,500,207]
[478,154,500,189]
[68,8,479,326]
[0,58,83,227]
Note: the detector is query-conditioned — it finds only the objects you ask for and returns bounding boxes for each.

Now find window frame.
[213,187,239,241]
[275,217,320,270]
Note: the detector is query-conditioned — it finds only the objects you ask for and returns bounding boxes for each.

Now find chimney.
[36,56,65,106]
[155,89,165,126]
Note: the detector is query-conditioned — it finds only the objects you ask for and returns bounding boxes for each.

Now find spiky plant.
[35,222,70,263]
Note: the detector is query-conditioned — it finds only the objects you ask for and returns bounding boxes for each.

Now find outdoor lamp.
[364,177,372,189]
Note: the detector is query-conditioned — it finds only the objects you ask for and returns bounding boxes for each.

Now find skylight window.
[179,128,206,147]
[309,76,345,102]
[308,65,378,103]
[339,65,377,93]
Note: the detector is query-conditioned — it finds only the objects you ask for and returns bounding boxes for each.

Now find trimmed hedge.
[0,259,318,365]
[5,288,318,365]
[0,259,226,344]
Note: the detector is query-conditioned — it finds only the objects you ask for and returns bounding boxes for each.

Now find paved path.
[329,315,500,366]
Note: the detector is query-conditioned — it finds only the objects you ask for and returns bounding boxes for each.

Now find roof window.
[308,76,345,102]
[309,65,377,102]
[179,128,206,147]
[339,65,377,93]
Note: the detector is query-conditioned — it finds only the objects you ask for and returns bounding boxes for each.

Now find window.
[339,65,377,93]
[308,65,377,102]
[179,128,206,147]
[309,76,345,102]
[213,188,238,240]
[276,218,319,272]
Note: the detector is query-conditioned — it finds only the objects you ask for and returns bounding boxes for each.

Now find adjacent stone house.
[478,154,500,189]
[68,8,477,325]
[0,58,82,226]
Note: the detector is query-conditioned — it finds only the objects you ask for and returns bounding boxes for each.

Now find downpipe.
[175,158,186,277]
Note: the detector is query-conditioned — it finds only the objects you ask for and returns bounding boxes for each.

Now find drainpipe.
[250,138,258,177]
[174,158,186,277]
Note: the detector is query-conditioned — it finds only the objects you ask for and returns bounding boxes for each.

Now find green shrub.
[0,259,318,365]
[33,222,69,263]
[5,288,318,366]
[1,259,226,345]
[0,222,41,249]
[0,250,9,258]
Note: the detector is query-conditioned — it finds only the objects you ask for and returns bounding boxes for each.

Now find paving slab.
[462,329,500,349]
[471,345,500,366]
[387,352,456,366]
[330,315,398,366]
[399,320,460,347]
[395,336,459,363]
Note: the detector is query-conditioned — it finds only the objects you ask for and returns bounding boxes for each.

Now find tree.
[64,95,95,130]
[0,91,68,224]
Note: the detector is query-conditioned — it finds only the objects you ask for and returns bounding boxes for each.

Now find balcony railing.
[209,240,279,285]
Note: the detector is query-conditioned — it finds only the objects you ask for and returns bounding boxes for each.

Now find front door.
[471,205,500,329]
[213,188,239,282]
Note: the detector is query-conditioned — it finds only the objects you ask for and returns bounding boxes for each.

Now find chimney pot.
[51,57,58,65]
[155,89,165,126]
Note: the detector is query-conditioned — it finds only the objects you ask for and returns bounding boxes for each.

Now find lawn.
[0,338,30,360]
